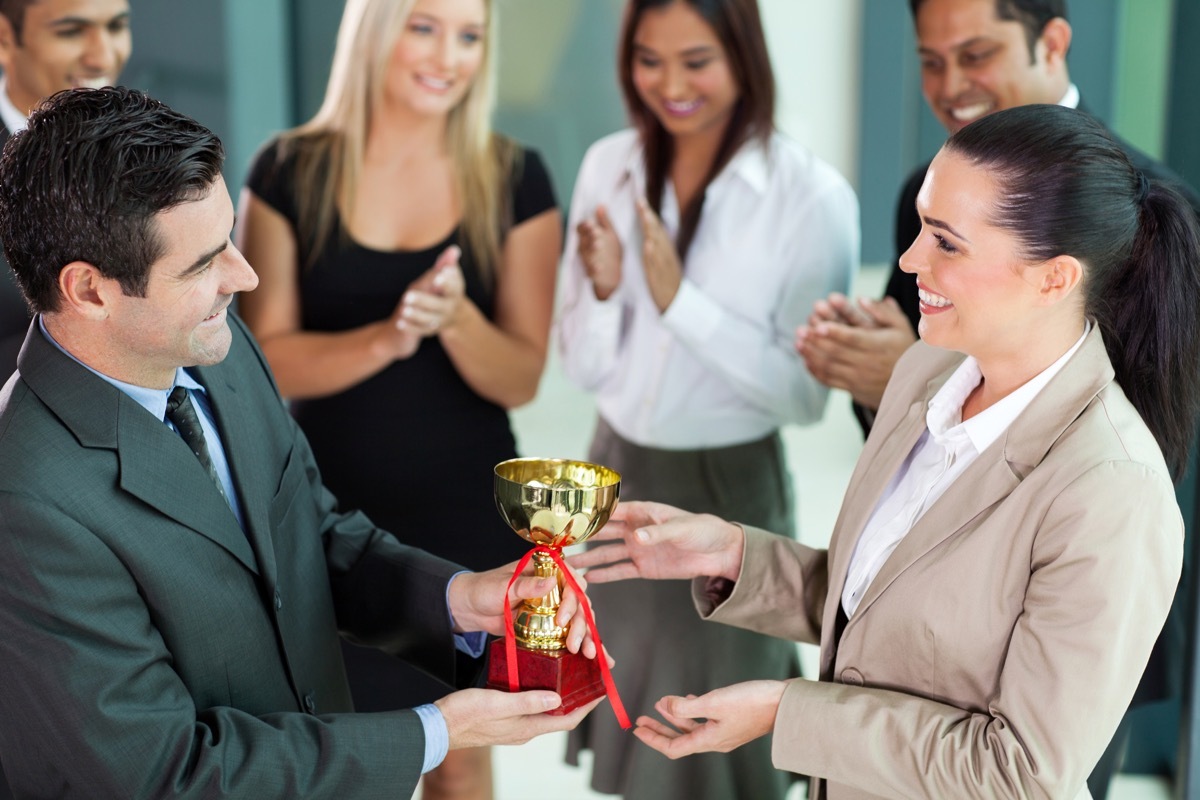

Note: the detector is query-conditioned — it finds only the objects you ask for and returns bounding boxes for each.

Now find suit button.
[840,668,864,686]
[274,590,283,610]
[304,693,316,713]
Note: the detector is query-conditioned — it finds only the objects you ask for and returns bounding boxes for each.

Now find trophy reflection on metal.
[485,458,621,715]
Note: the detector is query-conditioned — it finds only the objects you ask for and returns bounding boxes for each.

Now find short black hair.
[909,0,1068,57]
[0,87,225,313]
[0,0,35,42]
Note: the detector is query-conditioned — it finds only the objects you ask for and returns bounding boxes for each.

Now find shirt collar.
[0,75,28,136]
[37,314,206,420]
[927,321,1091,453]
[617,133,772,198]
[1059,83,1080,110]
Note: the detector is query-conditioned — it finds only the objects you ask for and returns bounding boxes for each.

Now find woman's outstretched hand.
[633,681,787,758]
[568,500,745,584]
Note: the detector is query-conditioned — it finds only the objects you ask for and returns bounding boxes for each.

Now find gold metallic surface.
[495,458,621,649]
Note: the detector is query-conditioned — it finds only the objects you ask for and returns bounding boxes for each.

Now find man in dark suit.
[0,0,131,378]
[0,87,599,799]
[797,2,1200,797]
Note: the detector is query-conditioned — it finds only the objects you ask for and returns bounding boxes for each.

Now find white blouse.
[842,324,1091,616]
[557,129,859,449]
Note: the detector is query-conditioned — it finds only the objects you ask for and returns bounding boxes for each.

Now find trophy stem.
[514,549,567,650]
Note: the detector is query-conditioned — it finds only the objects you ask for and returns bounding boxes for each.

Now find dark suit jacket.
[0,123,30,382]
[0,315,471,798]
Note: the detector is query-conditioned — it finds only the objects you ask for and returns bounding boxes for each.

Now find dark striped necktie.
[165,385,229,503]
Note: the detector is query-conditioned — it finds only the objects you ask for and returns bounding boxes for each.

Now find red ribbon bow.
[502,544,631,729]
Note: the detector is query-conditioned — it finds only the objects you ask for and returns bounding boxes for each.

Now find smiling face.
[384,0,486,119]
[630,1,740,144]
[898,149,1054,360]
[101,177,259,388]
[0,0,131,116]
[915,0,1066,134]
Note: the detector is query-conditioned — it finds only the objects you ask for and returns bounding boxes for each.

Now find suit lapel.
[193,364,279,587]
[843,328,1114,627]
[19,323,258,574]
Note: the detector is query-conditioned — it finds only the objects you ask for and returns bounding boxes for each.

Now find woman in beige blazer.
[573,104,1200,799]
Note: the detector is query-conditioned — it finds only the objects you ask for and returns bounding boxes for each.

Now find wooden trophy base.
[485,638,605,715]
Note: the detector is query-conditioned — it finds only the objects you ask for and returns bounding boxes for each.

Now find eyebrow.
[918,36,996,55]
[180,240,228,278]
[922,215,971,244]
[634,43,718,58]
[47,11,131,28]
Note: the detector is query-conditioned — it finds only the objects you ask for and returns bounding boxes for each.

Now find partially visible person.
[0,86,598,800]
[557,0,858,797]
[236,0,561,798]
[576,104,1200,800]
[0,0,130,377]
[797,0,1200,427]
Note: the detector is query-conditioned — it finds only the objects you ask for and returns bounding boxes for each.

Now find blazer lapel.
[845,327,1114,626]
[19,323,258,574]
[193,364,279,588]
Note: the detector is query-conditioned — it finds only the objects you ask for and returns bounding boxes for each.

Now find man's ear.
[58,262,115,320]
[1034,255,1082,306]
[0,14,18,71]
[1038,17,1072,71]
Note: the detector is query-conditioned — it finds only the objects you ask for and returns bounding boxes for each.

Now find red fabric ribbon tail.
[543,548,632,730]
[501,548,538,693]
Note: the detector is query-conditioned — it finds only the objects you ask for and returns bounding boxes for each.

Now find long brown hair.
[618,0,775,262]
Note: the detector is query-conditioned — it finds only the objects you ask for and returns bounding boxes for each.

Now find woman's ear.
[1033,255,1083,306]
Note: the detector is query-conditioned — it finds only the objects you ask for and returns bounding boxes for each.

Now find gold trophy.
[485,458,622,715]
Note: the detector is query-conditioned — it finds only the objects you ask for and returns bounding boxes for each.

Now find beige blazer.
[697,327,1182,799]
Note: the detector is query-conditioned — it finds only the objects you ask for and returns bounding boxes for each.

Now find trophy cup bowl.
[485,458,621,713]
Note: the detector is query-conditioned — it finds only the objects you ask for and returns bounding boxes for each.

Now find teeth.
[664,99,701,114]
[74,77,112,90]
[918,287,951,308]
[418,75,451,90]
[949,102,992,123]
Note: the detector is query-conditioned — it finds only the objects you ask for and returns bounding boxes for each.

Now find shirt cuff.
[445,571,488,658]
[415,704,449,774]
[661,278,723,343]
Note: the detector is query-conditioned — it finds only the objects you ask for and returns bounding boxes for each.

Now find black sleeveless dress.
[245,138,557,708]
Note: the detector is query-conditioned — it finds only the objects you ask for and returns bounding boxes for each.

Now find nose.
[435,31,459,71]
[222,245,260,295]
[941,61,971,101]
[81,28,124,76]
[662,62,687,99]
[898,234,924,276]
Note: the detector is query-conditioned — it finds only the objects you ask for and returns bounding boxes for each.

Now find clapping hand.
[795,294,916,410]
[577,205,623,301]
[394,244,467,337]
[635,197,683,313]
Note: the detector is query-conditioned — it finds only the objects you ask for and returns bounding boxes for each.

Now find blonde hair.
[278,0,514,278]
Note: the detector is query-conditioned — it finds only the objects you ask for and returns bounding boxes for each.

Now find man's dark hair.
[0,87,224,313]
[909,0,1068,58]
[0,0,35,42]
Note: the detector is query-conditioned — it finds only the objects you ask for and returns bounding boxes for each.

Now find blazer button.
[274,590,283,610]
[839,668,865,686]
[304,692,316,713]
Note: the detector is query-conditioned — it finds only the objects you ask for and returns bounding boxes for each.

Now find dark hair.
[618,0,774,262]
[946,104,1200,481]
[0,0,33,42]
[0,87,225,313]
[909,0,1068,58]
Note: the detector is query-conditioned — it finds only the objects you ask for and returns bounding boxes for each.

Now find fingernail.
[543,694,562,710]
[635,529,649,543]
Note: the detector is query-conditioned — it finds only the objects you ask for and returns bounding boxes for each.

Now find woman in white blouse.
[556,0,857,798]
[573,104,1200,799]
